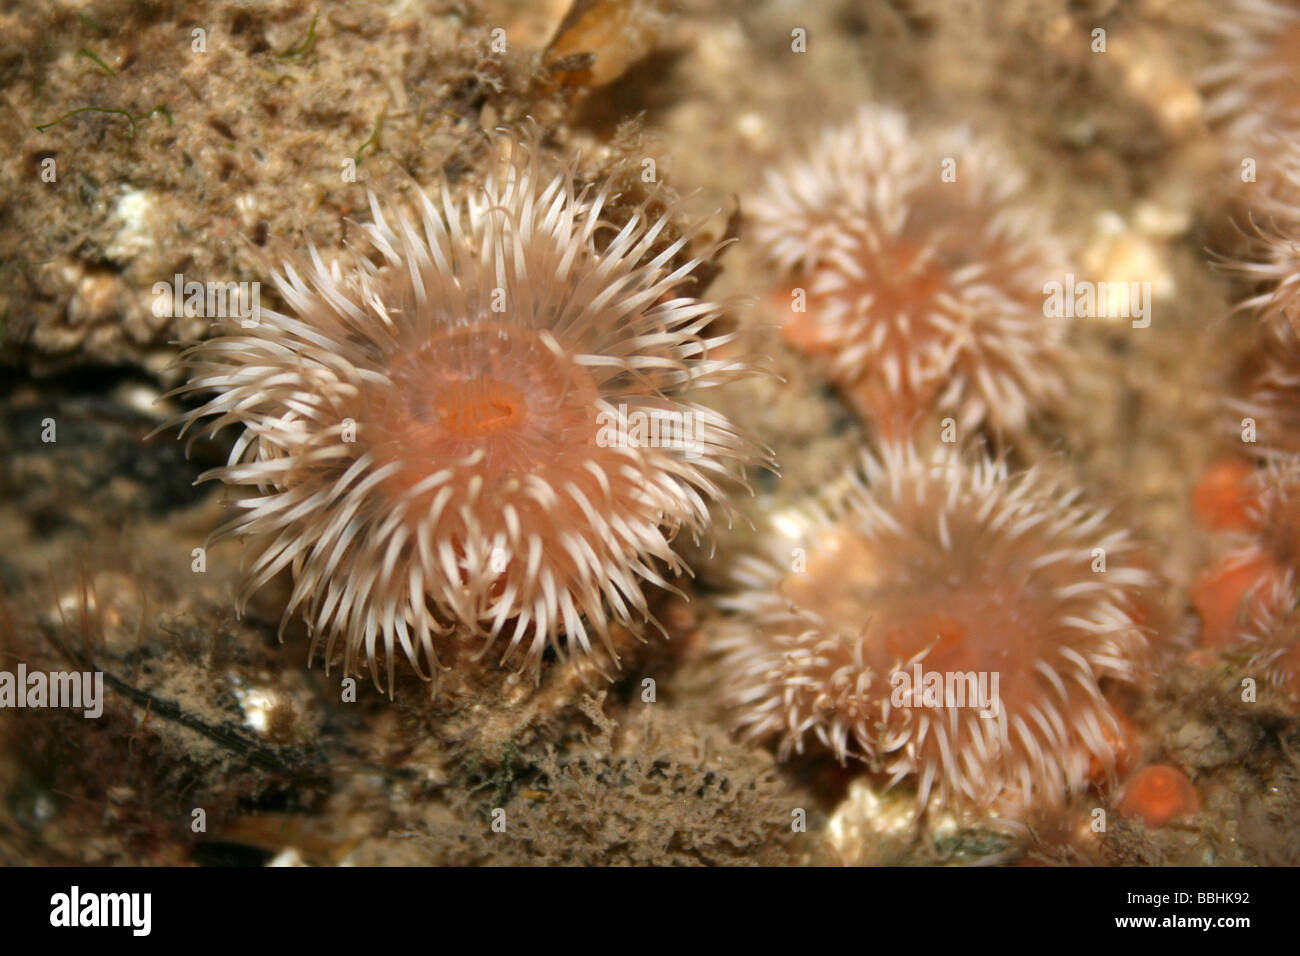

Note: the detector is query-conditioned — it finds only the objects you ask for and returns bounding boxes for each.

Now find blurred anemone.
[749,106,1070,439]
[717,443,1155,812]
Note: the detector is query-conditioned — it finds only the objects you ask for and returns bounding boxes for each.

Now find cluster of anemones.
[748,105,1070,440]
[716,443,1155,813]
[175,132,763,694]
[172,103,1168,825]
[712,105,1169,818]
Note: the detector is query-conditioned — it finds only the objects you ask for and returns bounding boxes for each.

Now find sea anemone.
[1224,142,1300,342]
[174,131,763,693]
[1232,234,1300,337]
[716,443,1155,811]
[1190,455,1300,694]
[1201,0,1300,242]
[1247,455,1300,566]
[1191,549,1280,649]
[1215,197,1300,485]
[1191,455,1300,646]
[1202,0,1300,157]
[1240,325,1300,458]
[1239,574,1300,703]
[748,106,1069,438]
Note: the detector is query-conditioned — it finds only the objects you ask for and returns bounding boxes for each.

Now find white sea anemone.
[717,443,1154,812]
[749,106,1070,438]
[1239,572,1300,704]
[175,131,763,693]
[1202,0,1300,153]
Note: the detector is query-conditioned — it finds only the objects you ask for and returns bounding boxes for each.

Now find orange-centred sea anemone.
[716,443,1155,812]
[174,132,764,694]
[749,106,1070,438]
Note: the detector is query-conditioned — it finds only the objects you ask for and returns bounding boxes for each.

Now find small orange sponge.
[1118,765,1201,828]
